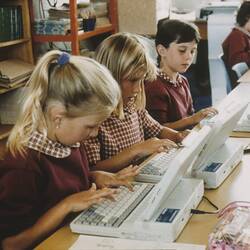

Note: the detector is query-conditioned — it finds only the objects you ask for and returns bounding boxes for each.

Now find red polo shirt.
[0,132,90,241]
[145,74,194,125]
[222,27,250,68]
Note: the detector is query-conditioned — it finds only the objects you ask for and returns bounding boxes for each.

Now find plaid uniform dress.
[84,104,163,168]
[28,131,80,158]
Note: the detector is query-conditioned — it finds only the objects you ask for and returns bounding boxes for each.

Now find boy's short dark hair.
[155,19,200,48]
[236,1,250,27]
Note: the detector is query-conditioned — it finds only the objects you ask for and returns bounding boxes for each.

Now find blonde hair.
[8,50,120,156]
[95,32,157,118]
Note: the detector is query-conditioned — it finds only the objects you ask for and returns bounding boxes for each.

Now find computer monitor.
[191,100,248,174]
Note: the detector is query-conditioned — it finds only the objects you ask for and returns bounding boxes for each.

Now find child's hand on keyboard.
[64,183,117,212]
[134,137,178,158]
[90,165,141,191]
[176,130,190,142]
[193,107,218,124]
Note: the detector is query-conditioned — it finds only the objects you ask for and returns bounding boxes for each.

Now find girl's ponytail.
[8,51,67,156]
[7,50,120,157]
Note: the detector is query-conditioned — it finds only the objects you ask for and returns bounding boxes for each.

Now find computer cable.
[191,199,250,216]
[191,196,219,215]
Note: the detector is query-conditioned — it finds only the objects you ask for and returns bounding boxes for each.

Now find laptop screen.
[142,125,212,221]
[191,101,248,172]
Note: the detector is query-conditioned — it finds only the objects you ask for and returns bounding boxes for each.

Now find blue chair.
[232,62,249,79]
[209,54,232,105]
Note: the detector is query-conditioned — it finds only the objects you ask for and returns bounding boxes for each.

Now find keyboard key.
[140,148,179,176]
[73,183,153,228]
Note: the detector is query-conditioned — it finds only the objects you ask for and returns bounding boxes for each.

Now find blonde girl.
[0,50,140,249]
[84,32,186,172]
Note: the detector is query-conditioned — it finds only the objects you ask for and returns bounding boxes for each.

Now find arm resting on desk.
[1,199,71,250]
[1,186,115,250]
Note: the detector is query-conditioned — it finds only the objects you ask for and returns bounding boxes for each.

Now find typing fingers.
[203,107,218,117]
[158,139,177,152]
[116,165,141,181]
[111,181,134,192]
[70,188,118,211]
[88,187,117,199]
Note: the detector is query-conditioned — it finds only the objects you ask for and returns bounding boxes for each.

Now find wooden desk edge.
[231,131,250,138]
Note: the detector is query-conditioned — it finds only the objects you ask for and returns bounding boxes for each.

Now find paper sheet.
[69,235,206,250]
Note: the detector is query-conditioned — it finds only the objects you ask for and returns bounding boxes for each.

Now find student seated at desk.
[145,19,217,130]
[222,1,250,68]
[0,51,141,250]
[84,32,187,173]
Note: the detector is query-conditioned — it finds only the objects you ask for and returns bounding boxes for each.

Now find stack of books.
[0,59,34,89]
[92,1,110,27]
[48,5,72,19]
[34,18,83,35]
[33,2,92,35]
[48,3,91,20]
[0,5,23,42]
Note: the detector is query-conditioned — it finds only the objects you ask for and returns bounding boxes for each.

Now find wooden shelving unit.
[0,0,34,63]
[28,0,118,55]
[0,0,34,141]
[0,38,31,48]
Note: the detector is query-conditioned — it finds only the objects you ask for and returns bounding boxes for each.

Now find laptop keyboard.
[234,120,250,132]
[234,104,250,132]
[140,148,179,176]
[72,183,153,228]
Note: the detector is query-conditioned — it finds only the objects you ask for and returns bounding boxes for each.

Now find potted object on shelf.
[81,8,96,31]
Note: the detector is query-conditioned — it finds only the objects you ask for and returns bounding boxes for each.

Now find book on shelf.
[0,75,29,89]
[48,4,92,20]
[0,5,23,42]
[0,81,26,94]
[92,1,110,27]
[96,17,110,27]
[0,59,34,83]
[92,2,108,17]
[34,18,83,35]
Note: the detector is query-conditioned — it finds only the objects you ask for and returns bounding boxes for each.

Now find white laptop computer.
[191,101,247,188]
[135,126,207,183]
[70,125,211,242]
[234,103,250,132]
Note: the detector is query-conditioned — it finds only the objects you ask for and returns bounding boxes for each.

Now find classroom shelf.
[28,0,118,55]
[0,38,31,48]
[32,24,114,42]
[0,0,33,140]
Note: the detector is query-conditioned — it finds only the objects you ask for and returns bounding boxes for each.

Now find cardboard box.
[117,0,169,35]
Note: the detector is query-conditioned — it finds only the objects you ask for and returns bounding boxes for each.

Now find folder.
[0,59,34,83]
